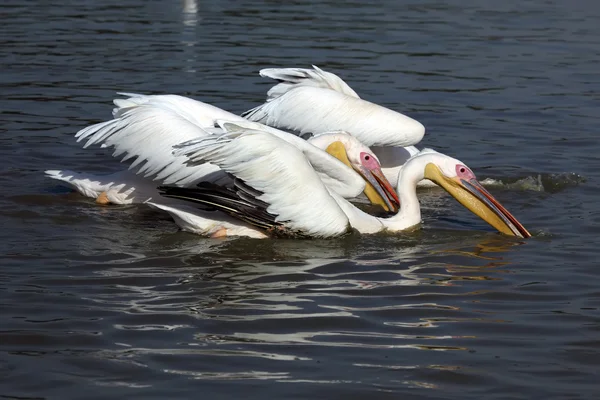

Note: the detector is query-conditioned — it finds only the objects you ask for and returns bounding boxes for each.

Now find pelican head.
[420,151,530,238]
[309,131,400,212]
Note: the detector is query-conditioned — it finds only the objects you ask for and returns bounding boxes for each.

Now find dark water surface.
[2,0,599,398]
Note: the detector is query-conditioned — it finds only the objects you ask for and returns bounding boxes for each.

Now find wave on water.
[412,172,583,193]
[479,172,585,193]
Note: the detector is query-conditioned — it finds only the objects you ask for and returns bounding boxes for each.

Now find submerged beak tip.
[463,178,531,238]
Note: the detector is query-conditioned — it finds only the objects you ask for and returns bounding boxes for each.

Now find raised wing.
[112,93,243,125]
[75,100,228,186]
[171,129,351,238]
[77,93,365,196]
[215,119,366,199]
[259,65,360,101]
[243,82,425,148]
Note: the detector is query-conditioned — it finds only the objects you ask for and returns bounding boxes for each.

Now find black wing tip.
[157,183,285,234]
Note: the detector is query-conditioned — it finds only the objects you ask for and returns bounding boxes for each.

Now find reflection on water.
[181,0,199,73]
[82,233,519,335]
[183,0,198,26]
[54,232,524,389]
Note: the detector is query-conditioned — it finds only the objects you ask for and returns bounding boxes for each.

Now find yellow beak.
[424,163,531,238]
[326,141,399,212]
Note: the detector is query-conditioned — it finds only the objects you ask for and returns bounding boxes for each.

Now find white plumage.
[146,202,268,239]
[44,71,530,239]
[243,65,434,185]
[169,129,530,239]
[68,93,371,199]
[261,65,359,100]
[76,97,227,187]
[243,65,425,148]
[174,129,351,238]
[47,94,400,237]
[44,169,165,204]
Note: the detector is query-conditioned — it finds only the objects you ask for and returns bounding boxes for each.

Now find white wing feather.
[252,66,430,183]
[215,119,366,199]
[243,85,425,147]
[76,93,365,197]
[175,130,351,238]
[45,169,123,199]
[146,202,268,239]
[259,65,360,100]
[75,101,229,187]
[112,93,238,125]
[44,169,192,204]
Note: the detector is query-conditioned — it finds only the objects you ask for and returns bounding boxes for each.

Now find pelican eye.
[455,164,476,180]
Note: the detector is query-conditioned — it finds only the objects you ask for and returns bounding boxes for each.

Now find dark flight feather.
[158,179,291,233]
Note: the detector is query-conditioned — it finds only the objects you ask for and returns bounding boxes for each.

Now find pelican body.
[160,127,530,239]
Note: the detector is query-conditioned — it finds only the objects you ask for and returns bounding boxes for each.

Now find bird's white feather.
[112,93,238,125]
[260,65,360,100]
[175,129,351,238]
[44,169,183,204]
[255,67,435,187]
[215,119,367,199]
[45,169,117,199]
[75,100,228,186]
[76,93,365,197]
[244,85,425,147]
[146,202,268,239]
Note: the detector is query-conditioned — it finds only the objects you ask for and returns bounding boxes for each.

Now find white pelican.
[158,125,531,239]
[46,93,399,211]
[242,65,429,185]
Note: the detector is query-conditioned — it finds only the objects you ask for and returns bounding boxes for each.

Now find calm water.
[2,0,599,398]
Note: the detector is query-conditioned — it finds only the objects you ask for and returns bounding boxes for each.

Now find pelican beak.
[424,163,531,238]
[326,141,399,213]
[356,165,400,213]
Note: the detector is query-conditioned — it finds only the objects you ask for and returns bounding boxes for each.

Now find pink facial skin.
[360,152,381,169]
[456,164,476,180]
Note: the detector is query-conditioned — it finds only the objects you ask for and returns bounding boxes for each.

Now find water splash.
[480,173,584,193]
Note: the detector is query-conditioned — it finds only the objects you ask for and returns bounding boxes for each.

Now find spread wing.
[243,66,425,147]
[75,95,229,186]
[169,128,351,238]
[75,93,365,197]
[214,119,366,199]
